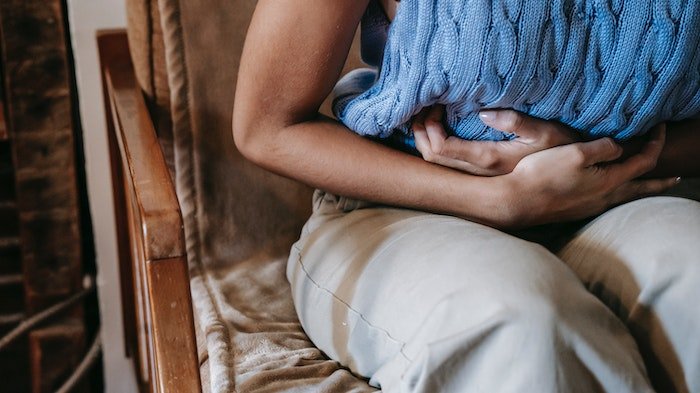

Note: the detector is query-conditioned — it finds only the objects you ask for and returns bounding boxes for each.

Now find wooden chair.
[98,31,201,392]
[97,0,370,391]
[97,2,700,392]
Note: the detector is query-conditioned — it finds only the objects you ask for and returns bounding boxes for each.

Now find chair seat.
[192,252,377,392]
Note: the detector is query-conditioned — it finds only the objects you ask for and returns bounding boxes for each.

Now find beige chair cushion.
[125,0,174,171]
[126,0,374,391]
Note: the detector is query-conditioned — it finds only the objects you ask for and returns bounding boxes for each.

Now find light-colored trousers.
[288,191,700,393]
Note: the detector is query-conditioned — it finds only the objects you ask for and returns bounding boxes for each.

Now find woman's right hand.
[497,124,680,228]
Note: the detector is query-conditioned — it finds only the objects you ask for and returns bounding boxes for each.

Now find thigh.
[558,196,700,393]
[287,191,645,390]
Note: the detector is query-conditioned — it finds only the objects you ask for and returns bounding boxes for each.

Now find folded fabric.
[334,0,700,146]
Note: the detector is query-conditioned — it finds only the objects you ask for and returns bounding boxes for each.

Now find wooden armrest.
[101,42,183,261]
[97,30,201,393]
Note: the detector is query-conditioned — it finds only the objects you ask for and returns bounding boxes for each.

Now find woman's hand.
[497,124,680,227]
[413,106,579,176]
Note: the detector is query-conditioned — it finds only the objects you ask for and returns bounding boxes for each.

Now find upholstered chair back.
[128,0,299,266]
[124,1,372,391]
[126,0,365,270]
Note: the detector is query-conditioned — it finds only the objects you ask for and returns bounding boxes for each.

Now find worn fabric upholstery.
[126,0,174,172]
[124,1,700,392]
[126,0,373,391]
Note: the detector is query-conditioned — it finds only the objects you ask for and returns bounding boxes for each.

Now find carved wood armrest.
[97,30,201,393]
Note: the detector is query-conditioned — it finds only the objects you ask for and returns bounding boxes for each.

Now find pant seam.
[292,244,413,364]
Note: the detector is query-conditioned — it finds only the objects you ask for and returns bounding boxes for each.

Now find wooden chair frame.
[97,30,202,393]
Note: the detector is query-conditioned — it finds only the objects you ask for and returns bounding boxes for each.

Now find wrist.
[455,174,523,229]
[491,175,528,228]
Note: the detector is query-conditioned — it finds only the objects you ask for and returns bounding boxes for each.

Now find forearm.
[239,115,511,226]
[235,1,514,227]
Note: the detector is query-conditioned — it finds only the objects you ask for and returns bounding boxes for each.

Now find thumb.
[479,110,547,142]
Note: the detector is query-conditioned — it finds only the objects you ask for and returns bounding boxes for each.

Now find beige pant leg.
[288,191,653,393]
[558,197,700,393]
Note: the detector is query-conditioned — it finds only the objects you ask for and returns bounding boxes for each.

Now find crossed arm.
[233,0,692,229]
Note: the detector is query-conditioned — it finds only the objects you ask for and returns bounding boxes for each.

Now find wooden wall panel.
[0,0,87,391]
[29,323,86,393]
[0,0,83,312]
[0,101,7,140]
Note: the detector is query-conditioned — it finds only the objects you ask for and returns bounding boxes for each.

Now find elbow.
[232,119,255,161]
[232,109,270,166]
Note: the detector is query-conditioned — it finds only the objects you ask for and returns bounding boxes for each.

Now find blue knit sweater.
[334,1,700,148]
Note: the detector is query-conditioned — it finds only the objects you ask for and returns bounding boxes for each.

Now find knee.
[492,247,587,332]
[485,282,572,337]
[562,197,700,309]
[468,245,586,335]
[396,280,616,393]
[430,265,582,345]
[634,198,700,272]
[606,197,700,253]
[570,197,700,272]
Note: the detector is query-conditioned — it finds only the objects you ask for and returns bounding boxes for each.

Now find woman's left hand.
[412,106,579,176]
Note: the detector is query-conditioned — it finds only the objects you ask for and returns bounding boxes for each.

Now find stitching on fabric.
[157,0,235,390]
[199,351,209,368]
[146,0,156,102]
[290,213,503,382]
[292,244,412,364]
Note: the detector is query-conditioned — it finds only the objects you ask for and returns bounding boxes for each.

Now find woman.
[232,1,700,392]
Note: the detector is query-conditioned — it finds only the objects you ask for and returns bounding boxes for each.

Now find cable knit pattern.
[335,0,700,145]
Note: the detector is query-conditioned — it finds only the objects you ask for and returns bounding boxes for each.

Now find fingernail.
[676,177,682,184]
[479,110,498,122]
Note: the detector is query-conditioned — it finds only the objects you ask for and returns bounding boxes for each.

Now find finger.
[437,155,496,175]
[425,107,448,151]
[425,104,445,124]
[415,135,497,174]
[413,121,432,158]
[412,107,431,156]
[437,137,509,170]
[421,105,496,168]
[413,118,504,175]
[574,137,624,167]
[411,107,430,128]
[609,177,680,205]
[479,110,573,145]
[607,124,666,181]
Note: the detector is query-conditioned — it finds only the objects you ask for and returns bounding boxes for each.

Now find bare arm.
[234,0,510,225]
[233,0,676,228]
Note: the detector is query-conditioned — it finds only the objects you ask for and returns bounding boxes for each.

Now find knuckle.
[645,183,661,195]
[477,149,500,170]
[570,147,587,165]
[648,180,671,194]
[435,144,448,157]
[422,151,437,162]
[645,156,660,172]
[631,182,646,196]
[501,111,523,131]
